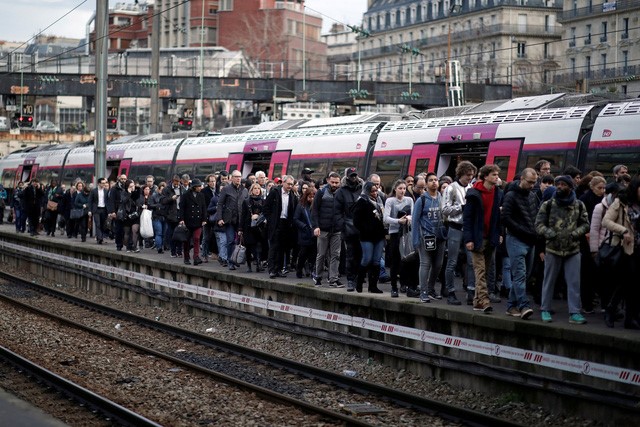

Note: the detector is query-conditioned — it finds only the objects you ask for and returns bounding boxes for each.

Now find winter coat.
[589,196,613,253]
[602,198,634,256]
[120,191,140,225]
[311,185,343,233]
[501,184,539,246]
[293,204,315,246]
[535,192,589,257]
[160,184,182,223]
[352,196,386,243]
[214,182,247,226]
[263,185,298,240]
[335,176,363,237]
[463,183,503,250]
[412,191,447,248]
[178,190,207,229]
[147,191,164,220]
[441,180,468,225]
[239,195,266,246]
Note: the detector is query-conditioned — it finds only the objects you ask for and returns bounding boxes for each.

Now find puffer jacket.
[311,185,343,233]
[535,195,590,257]
[589,196,613,253]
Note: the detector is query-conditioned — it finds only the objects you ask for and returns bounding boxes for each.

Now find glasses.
[525,179,537,185]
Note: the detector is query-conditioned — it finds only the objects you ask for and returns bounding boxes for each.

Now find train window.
[331,159,359,177]
[414,158,430,176]
[195,163,216,179]
[493,156,510,182]
[587,151,640,180]
[523,153,566,177]
[299,162,327,180]
[2,171,13,189]
[175,164,194,178]
[372,156,405,192]
[272,163,284,179]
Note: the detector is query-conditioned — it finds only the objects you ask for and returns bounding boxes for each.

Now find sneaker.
[489,293,502,303]
[329,280,345,288]
[427,291,441,301]
[541,311,553,323]
[313,276,322,287]
[520,308,534,320]
[506,307,521,317]
[569,313,587,324]
[390,289,399,298]
[466,290,474,306]
[420,292,431,303]
[134,247,140,253]
[406,289,420,298]
[170,254,177,258]
[473,304,493,314]
[446,293,462,306]
[346,281,355,292]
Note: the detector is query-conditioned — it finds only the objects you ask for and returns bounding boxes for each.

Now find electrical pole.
[94,0,108,182]
[150,5,161,134]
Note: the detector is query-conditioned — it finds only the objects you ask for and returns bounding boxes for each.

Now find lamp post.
[199,0,205,129]
[446,2,462,107]
[302,1,306,92]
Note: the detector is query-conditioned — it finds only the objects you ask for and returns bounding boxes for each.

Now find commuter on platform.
[463,164,504,313]
[12,181,26,233]
[120,179,141,253]
[335,167,364,292]
[501,168,539,319]
[148,181,166,254]
[264,175,298,279]
[44,179,64,236]
[352,181,386,294]
[442,161,477,305]
[611,164,628,184]
[73,181,91,242]
[161,175,184,257]
[535,175,590,324]
[412,172,448,303]
[24,179,44,236]
[311,171,343,287]
[89,178,110,244]
[601,179,639,329]
[293,186,317,278]
[108,174,128,251]
[384,179,413,298]
[215,170,246,270]
[239,183,267,272]
[0,184,6,224]
[201,174,218,262]
[137,184,154,249]
[178,179,207,265]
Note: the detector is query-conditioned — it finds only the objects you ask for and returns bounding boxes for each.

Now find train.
[1,93,639,192]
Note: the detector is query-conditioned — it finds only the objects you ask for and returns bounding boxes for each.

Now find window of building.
[601,22,607,42]
[585,24,591,45]
[219,0,233,11]
[516,42,526,58]
[570,27,576,46]
[622,18,629,39]
[570,57,576,74]
[396,10,401,26]
[385,11,391,28]
[601,53,607,72]
[545,15,550,32]
[416,5,422,21]
[585,56,591,78]
[623,51,628,72]
[544,42,550,59]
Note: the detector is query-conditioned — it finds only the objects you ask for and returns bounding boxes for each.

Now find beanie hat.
[554,175,574,189]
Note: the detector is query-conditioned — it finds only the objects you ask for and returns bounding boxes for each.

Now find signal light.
[107,117,117,130]
[19,115,33,128]
[177,118,192,130]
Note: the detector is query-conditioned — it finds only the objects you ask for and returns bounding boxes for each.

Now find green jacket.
[535,196,589,257]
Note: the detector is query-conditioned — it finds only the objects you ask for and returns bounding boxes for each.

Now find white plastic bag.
[139,208,154,239]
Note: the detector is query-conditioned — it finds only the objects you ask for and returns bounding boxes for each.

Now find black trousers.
[267,220,293,274]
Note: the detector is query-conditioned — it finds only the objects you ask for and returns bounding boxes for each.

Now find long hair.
[300,186,316,208]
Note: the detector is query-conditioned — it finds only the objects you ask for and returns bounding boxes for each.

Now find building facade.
[555,0,640,98]
[358,0,564,96]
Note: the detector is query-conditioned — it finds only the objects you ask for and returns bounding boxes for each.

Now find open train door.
[226,153,244,175]
[486,139,522,182]
[268,151,291,180]
[408,144,439,176]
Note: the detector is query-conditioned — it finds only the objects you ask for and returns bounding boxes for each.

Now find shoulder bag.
[399,224,417,262]
[597,232,623,269]
[70,208,85,220]
[47,200,58,211]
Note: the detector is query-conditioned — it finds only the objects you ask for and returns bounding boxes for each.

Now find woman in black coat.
[239,183,267,272]
[352,181,386,293]
[293,186,317,278]
[120,180,141,252]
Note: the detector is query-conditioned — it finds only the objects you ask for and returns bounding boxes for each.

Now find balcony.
[584,38,592,45]
[600,36,608,43]
[553,64,638,85]
[560,0,640,22]
[569,40,576,47]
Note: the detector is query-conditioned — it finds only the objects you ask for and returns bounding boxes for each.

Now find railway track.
[0,270,519,427]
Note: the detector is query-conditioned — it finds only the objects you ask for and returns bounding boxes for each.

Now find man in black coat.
[23,179,44,236]
[161,175,184,257]
[263,175,298,279]
[214,170,247,270]
[107,174,128,250]
[88,177,110,244]
[335,167,363,291]
[178,179,207,265]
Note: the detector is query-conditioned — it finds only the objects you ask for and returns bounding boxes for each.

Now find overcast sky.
[0,0,368,43]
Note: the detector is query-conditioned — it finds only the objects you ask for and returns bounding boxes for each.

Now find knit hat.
[554,175,574,189]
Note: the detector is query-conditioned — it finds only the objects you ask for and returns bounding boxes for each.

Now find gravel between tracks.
[0,264,601,427]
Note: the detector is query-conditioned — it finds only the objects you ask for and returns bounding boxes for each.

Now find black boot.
[246,260,253,273]
[368,265,383,294]
[356,265,367,293]
[255,260,263,272]
[390,279,399,298]
[604,308,615,328]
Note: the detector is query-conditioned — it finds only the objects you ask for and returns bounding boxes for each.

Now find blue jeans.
[152,217,165,251]
[215,230,228,262]
[444,227,475,293]
[505,234,534,310]
[360,240,384,267]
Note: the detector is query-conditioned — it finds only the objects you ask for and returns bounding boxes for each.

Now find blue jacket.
[463,183,503,250]
[411,191,447,248]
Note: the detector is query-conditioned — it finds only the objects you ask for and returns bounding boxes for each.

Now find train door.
[486,139,522,182]
[106,160,121,183]
[118,159,132,177]
[408,144,439,176]
[268,151,291,180]
[226,153,244,175]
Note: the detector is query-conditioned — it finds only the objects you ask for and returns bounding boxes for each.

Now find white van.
[0,117,8,131]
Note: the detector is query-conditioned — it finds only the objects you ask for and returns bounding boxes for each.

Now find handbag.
[139,208,154,239]
[7,211,13,223]
[399,224,417,262]
[251,213,266,228]
[597,233,623,269]
[229,236,246,265]
[172,224,190,243]
[47,200,58,211]
[70,208,85,219]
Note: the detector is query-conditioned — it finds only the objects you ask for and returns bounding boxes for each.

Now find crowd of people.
[2,161,639,328]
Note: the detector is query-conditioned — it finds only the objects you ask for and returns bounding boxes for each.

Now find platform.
[1,223,639,422]
[0,388,67,427]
